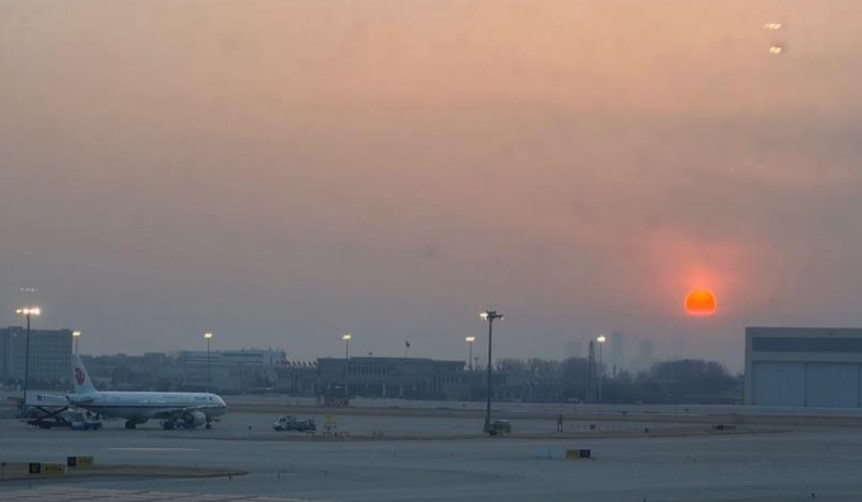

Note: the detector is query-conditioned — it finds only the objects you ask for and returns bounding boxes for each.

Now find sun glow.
[685,289,717,316]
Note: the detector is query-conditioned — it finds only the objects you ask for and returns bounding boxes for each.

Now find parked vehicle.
[488,419,512,435]
[68,411,103,430]
[26,410,102,430]
[273,415,316,432]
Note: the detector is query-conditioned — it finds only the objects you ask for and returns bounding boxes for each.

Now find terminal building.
[177,349,286,367]
[745,327,862,408]
[315,357,474,400]
[84,349,287,394]
[84,352,479,399]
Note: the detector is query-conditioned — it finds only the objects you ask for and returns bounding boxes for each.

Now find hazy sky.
[2,0,861,370]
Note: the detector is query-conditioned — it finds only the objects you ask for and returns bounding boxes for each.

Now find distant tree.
[557,357,592,402]
[640,359,738,403]
[496,358,529,376]
[602,369,639,403]
[559,357,590,381]
[491,356,739,404]
[527,358,560,383]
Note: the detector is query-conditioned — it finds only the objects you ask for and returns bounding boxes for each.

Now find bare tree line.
[494,357,742,404]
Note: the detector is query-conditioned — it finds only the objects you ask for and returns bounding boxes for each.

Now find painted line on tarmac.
[102,447,199,452]
[0,487,327,501]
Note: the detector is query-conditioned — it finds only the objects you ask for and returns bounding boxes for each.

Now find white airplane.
[69,354,228,430]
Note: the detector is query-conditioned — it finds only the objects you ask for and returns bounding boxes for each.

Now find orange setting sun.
[685,289,717,316]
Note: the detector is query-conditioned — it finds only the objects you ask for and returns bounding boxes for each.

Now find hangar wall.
[745,327,862,408]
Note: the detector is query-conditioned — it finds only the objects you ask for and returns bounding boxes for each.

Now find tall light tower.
[15,306,41,396]
[480,309,503,433]
[342,333,352,398]
[588,340,596,402]
[204,332,213,392]
[342,333,352,359]
[596,335,607,403]
[72,330,81,355]
[465,336,476,370]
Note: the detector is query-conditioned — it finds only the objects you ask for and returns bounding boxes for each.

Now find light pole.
[204,332,213,392]
[465,336,475,370]
[342,334,352,398]
[72,331,81,355]
[15,306,41,396]
[596,335,606,403]
[342,333,352,359]
[480,310,503,433]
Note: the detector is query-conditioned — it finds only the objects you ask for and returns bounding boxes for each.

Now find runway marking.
[102,447,200,452]
[0,487,328,501]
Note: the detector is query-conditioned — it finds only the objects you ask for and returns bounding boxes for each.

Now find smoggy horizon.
[3,1,862,372]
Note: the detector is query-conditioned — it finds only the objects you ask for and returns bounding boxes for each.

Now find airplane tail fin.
[71,354,97,394]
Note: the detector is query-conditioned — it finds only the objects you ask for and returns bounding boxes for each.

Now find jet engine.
[185,410,207,427]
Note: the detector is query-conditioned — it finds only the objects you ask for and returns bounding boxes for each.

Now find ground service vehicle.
[273,415,316,432]
[489,420,512,435]
[26,409,102,430]
[68,411,103,430]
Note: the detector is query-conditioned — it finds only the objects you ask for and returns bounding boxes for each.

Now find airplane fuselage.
[69,391,227,421]
[69,354,228,428]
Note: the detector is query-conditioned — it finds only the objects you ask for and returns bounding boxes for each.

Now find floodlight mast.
[480,310,503,433]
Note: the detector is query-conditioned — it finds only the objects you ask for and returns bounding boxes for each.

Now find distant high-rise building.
[565,340,583,359]
[0,326,72,388]
[639,340,655,369]
[610,332,624,370]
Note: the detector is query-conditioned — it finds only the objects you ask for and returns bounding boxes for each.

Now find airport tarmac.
[2,408,862,501]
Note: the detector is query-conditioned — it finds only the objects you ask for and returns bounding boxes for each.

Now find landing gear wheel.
[205,422,212,429]
[124,420,137,430]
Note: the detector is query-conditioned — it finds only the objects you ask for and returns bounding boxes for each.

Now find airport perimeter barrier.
[67,456,94,468]
[28,462,66,476]
[565,449,591,460]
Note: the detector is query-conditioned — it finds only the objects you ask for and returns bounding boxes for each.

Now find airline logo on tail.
[71,354,97,394]
[74,367,85,386]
